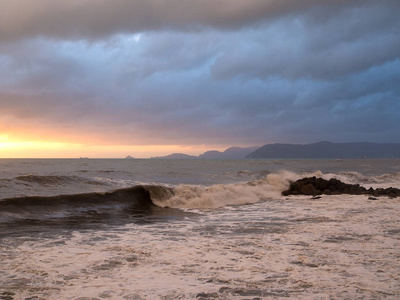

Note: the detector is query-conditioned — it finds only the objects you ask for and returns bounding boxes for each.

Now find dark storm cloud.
[1,0,399,147]
[0,0,382,41]
[211,4,400,80]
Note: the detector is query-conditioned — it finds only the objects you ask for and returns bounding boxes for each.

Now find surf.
[0,185,173,224]
[1,168,399,227]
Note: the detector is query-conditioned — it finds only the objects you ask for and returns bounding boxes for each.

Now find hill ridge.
[246,141,400,159]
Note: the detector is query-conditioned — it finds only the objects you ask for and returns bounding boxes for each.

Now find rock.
[354,185,367,194]
[196,292,218,298]
[315,178,329,190]
[282,177,400,198]
[323,189,331,195]
[328,184,337,193]
[301,184,317,195]
[305,263,319,268]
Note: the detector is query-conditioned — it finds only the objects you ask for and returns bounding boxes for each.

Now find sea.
[0,158,399,300]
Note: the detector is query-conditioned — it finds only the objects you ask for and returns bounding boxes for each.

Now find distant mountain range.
[147,142,400,159]
[150,153,198,159]
[199,146,260,159]
[150,146,259,159]
[246,141,400,159]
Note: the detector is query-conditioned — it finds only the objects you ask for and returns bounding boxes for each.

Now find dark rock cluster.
[282,177,400,198]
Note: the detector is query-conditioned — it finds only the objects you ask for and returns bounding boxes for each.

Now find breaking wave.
[13,174,106,186]
[0,171,297,224]
[1,170,398,225]
[301,171,400,189]
[154,171,296,209]
[0,185,173,224]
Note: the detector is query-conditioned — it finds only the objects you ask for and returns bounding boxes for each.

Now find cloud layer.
[1,0,378,41]
[1,0,399,151]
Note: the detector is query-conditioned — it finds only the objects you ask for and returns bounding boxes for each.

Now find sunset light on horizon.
[1,0,399,158]
[0,134,217,158]
[1,2,400,298]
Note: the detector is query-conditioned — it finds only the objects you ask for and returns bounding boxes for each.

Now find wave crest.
[302,171,400,189]
[153,171,296,209]
[0,185,162,223]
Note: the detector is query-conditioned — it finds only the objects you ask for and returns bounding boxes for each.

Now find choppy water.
[1,159,400,299]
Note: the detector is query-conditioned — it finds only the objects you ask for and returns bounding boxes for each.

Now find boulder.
[301,184,317,195]
[282,177,399,198]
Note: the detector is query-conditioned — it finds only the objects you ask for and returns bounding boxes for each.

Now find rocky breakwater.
[282,177,400,198]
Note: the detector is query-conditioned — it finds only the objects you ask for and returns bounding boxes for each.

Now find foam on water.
[1,159,400,299]
[154,171,298,209]
[1,195,399,299]
[303,170,400,189]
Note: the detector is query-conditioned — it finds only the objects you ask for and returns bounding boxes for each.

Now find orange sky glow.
[1,1,398,158]
[0,134,222,158]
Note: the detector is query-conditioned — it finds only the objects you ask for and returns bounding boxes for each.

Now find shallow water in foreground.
[1,195,399,299]
[0,159,399,299]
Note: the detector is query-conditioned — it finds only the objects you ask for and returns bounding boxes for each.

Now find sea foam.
[153,171,298,208]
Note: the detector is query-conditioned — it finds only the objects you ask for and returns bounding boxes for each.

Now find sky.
[0,0,399,158]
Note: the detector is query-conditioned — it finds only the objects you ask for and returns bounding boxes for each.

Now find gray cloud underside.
[1,0,396,41]
[0,0,399,146]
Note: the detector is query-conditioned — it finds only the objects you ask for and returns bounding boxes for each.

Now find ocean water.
[0,158,400,299]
